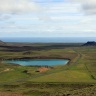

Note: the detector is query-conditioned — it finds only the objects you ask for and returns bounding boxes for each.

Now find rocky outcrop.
[83,41,96,46]
[0,40,6,45]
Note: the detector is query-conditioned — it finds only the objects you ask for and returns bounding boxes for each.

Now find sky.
[0,0,96,37]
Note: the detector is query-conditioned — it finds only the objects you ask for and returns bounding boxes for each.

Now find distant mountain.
[83,41,96,46]
[0,40,6,45]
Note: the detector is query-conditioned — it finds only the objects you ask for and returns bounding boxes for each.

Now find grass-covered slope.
[0,44,96,95]
[0,46,96,83]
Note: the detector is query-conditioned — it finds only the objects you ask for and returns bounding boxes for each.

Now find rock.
[83,41,96,46]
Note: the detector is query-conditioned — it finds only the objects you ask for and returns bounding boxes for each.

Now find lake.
[3,59,69,66]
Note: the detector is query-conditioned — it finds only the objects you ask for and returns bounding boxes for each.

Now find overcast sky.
[0,0,96,37]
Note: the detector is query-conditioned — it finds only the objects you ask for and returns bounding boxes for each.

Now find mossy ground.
[0,45,96,95]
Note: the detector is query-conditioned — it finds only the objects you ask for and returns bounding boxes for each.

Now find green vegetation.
[0,43,96,95]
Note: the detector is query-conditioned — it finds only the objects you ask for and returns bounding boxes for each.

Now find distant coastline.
[0,37,96,43]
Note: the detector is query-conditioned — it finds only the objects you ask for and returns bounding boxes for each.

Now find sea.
[0,37,96,43]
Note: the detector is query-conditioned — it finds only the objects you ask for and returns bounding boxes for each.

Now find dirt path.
[72,48,82,65]
[72,48,96,80]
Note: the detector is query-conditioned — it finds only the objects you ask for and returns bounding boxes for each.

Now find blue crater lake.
[3,59,69,66]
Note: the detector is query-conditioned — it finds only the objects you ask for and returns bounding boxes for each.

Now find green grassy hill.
[0,43,96,95]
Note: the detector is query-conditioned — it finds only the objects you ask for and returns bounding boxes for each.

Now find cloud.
[70,0,96,15]
[0,14,11,21]
[0,0,96,37]
[82,3,96,15]
[0,0,40,14]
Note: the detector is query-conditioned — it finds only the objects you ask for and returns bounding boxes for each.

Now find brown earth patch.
[4,68,10,72]
[36,67,50,72]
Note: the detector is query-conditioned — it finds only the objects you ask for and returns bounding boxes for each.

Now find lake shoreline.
[1,57,70,67]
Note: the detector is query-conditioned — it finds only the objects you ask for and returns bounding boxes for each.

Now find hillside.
[0,40,6,45]
[83,41,96,46]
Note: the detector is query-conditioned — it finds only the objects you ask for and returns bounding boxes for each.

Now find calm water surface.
[1,37,96,43]
[3,59,69,66]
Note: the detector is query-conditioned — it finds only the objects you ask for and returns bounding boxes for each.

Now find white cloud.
[70,0,96,15]
[44,2,81,15]
[0,0,40,14]
[0,0,96,37]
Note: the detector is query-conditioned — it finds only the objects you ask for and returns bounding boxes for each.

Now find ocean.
[0,37,96,43]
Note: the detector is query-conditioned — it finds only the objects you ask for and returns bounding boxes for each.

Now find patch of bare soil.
[0,68,12,74]
[4,68,10,72]
[36,67,50,72]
